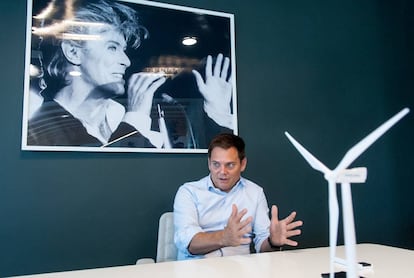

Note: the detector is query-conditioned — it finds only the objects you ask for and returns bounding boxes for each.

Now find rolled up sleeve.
[173,185,204,259]
[252,189,271,253]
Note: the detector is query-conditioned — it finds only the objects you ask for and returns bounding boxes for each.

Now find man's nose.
[219,165,228,174]
[120,51,131,67]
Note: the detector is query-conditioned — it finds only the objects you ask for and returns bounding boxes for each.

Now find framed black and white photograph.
[21,0,237,153]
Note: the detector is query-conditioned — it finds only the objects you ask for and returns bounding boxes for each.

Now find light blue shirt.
[173,175,271,260]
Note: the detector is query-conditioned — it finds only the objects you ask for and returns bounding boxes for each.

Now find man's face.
[78,27,131,96]
[208,146,247,192]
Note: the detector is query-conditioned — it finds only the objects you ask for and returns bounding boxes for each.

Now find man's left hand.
[192,53,233,129]
[269,205,303,247]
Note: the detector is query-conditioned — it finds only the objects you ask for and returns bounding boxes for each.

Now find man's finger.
[287,220,303,231]
[213,53,223,77]
[227,73,233,84]
[284,211,297,224]
[127,73,141,91]
[284,239,298,247]
[240,216,253,228]
[271,205,279,222]
[286,229,302,238]
[148,76,166,93]
[192,70,205,92]
[240,222,252,235]
[230,204,238,218]
[220,57,230,79]
[205,55,213,77]
[240,237,252,245]
[139,73,164,90]
[235,208,248,222]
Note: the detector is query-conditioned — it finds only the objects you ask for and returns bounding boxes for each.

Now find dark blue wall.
[0,0,413,276]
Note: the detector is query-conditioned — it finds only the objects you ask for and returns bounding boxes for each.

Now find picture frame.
[21,0,237,153]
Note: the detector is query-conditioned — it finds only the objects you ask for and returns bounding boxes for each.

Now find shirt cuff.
[123,111,163,148]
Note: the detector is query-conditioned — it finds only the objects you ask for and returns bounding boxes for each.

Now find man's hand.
[126,72,166,115]
[221,204,253,247]
[269,205,303,247]
[192,54,233,129]
[188,204,252,255]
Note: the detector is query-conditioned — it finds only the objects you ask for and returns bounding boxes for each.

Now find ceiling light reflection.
[182,36,197,46]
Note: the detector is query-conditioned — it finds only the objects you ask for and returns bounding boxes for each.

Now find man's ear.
[241,157,247,172]
[61,41,82,65]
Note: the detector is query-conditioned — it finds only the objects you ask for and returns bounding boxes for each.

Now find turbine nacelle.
[325,167,367,184]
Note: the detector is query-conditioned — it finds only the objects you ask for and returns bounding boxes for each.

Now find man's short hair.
[43,0,146,93]
[208,133,246,161]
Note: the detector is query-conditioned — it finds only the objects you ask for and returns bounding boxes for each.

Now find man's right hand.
[221,204,253,247]
[188,204,252,255]
[126,72,166,115]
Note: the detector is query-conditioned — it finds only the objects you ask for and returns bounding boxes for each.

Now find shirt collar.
[207,175,244,194]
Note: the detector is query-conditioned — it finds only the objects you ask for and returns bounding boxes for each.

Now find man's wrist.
[268,237,283,251]
[219,228,227,248]
[203,103,233,129]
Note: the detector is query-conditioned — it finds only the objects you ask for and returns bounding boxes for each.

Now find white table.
[9,244,414,277]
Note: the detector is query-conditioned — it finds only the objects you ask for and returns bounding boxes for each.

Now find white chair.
[136,212,177,264]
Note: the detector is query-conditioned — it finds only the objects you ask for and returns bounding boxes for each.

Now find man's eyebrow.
[211,160,236,164]
[105,40,127,48]
[106,40,121,45]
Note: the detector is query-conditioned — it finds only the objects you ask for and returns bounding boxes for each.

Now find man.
[174,133,303,260]
[27,0,233,148]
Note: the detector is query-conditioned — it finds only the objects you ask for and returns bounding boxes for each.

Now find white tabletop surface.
[9,244,414,278]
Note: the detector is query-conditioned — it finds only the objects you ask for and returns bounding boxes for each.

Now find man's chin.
[96,82,125,97]
[216,182,233,191]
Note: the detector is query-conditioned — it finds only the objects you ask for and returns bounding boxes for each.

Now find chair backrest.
[156,212,177,262]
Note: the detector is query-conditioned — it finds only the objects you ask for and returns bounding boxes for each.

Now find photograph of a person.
[21,0,237,153]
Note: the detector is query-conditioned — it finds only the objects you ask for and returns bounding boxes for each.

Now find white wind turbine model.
[285,108,410,278]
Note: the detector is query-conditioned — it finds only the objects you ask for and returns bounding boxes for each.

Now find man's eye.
[108,45,117,51]
[227,163,235,169]
[212,162,220,168]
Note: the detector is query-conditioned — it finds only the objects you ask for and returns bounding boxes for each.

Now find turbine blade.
[335,108,410,171]
[285,132,330,174]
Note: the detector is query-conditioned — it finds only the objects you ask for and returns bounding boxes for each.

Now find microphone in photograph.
[161,93,197,149]
[157,104,172,148]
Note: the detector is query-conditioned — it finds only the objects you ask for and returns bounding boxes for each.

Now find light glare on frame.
[69,71,81,77]
[61,33,101,41]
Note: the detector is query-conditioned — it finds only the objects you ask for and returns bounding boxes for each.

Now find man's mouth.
[112,73,124,80]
